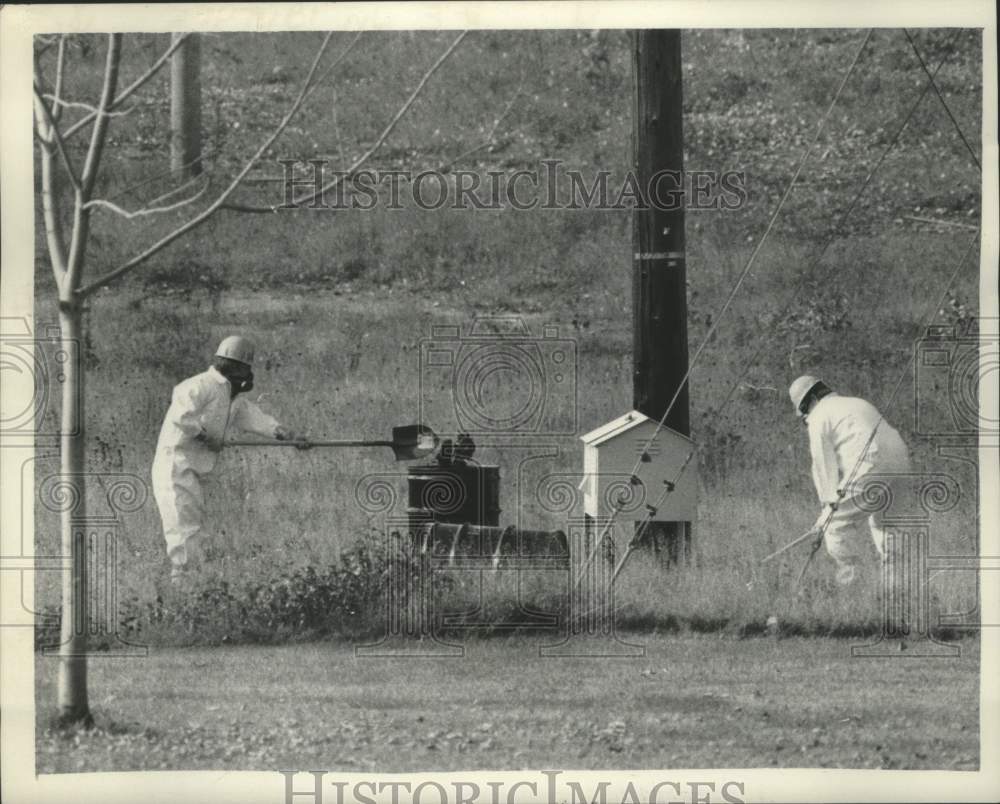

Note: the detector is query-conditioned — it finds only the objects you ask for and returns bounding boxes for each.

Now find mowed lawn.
[35,635,979,773]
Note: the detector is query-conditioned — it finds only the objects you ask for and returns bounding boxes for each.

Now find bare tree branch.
[34,34,60,54]
[84,178,209,219]
[43,94,135,119]
[32,84,82,192]
[52,36,66,123]
[32,45,71,282]
[76,32,338,298]
[80,34,122,194]
[902,28,981,171]
[903,215,979,231]
[307,32,364,102]
[44,95,97,113]
[329,85,346,170]
[106,147,218,203]
[438,73,523,172]
[34,117,69,281]
[62,33,191,141]
[100,31,362,205]
[141,172,209,208]
[63,35,122,297]
[223,30,467,213]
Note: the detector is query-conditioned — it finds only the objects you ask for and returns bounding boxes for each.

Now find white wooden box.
[579,410,698,522]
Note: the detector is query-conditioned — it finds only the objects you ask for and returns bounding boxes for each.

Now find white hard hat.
[789,374,823,415]
[215,335,255,366]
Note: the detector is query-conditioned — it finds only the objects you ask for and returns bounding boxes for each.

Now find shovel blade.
[389,424,439,461]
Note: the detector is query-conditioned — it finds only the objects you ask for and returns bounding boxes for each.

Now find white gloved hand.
[813,503,837,533]
[275,425,311,450]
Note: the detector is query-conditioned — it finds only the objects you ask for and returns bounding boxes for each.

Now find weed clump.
[35,540,437,648]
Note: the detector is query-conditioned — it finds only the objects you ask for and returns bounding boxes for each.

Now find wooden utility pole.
[170,33,202,177]
[632,29,691,564]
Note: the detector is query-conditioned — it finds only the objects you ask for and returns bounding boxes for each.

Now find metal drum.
[406,463,501,537]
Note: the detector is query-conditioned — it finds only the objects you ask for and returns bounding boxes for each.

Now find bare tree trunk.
[170,33,202,177]
[57,302,90,725]
[31,31,464,728]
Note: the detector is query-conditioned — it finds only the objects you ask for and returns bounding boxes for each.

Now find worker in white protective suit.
[789,375,912,587]
[152,336,310,582]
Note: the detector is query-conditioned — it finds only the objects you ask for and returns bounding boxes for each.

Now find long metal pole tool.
[755,527,825,597]
[759,527,821,565]
[793,535,825,591]
[225,424,438,461]
[227,438,397,447]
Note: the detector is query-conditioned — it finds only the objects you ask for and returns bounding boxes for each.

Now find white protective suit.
[806,393,911,585]
[152,366,282,569]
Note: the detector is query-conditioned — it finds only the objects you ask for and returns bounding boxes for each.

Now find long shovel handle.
[225,423,437,461]
[225,439,392,447]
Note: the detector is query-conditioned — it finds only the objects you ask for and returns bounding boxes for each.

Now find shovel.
[226,424,438,461]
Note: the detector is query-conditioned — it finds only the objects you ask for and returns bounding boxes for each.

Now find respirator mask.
[231,371,254,396]
[212,356,254,397]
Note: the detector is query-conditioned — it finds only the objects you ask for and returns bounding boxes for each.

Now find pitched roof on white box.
[580,409,695,446]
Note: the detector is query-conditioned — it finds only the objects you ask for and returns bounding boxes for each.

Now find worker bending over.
[789,375,911,587]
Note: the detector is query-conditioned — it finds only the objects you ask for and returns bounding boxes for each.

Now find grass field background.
[34,636,981,773]
[30,29,984,644]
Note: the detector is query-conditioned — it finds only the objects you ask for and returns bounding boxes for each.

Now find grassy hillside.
[30,29,984,642]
